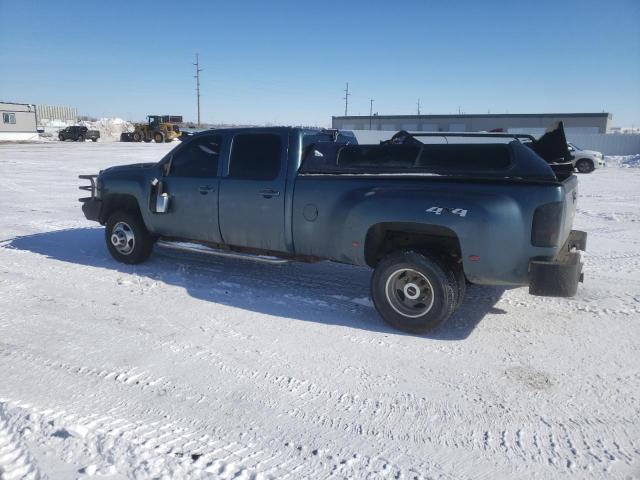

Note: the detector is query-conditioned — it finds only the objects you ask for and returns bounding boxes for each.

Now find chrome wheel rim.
[110,221,135,255]
[384,268,434,318]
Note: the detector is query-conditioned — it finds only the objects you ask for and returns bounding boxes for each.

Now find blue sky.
[1,0,638,127]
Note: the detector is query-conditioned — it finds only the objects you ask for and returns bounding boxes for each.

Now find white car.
[568,143,605,173]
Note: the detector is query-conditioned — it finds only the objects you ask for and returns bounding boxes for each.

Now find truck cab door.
[218,132,288,252]
[149,134,224,243]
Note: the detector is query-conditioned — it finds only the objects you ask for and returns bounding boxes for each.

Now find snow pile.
[605,154,640,168]
[37,117,135,142]
[78,118,134,141]
[39,119,69,128]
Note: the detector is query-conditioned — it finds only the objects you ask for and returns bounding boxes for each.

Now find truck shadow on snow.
[4,228,508,340]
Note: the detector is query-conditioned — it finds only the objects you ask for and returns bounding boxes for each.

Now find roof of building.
[0,101,35,106]
[333,112,612,120]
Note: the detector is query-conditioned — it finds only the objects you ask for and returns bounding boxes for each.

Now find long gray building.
[332,112,611,135]
[36,104,78,124]
[0,101,38,141]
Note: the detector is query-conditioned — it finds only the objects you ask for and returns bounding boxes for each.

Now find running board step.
[156,240,289,264]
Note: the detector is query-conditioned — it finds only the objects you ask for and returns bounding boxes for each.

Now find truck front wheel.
[371,250,458,333]
[105,210,154,264]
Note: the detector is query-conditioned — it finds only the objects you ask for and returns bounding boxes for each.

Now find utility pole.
[417,98,421,115]
[343,82,350,116]
[369,99,374,129]
[193,53,203,126]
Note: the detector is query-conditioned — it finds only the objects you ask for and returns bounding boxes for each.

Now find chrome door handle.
[199,185,215,195]
[259,189,280,198]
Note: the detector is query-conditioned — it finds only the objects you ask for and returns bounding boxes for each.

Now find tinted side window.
[229,134,281,180]
[170,135,221,177]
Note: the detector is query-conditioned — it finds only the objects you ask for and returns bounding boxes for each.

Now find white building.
[0,102,38,141]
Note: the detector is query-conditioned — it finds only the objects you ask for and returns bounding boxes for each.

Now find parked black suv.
[59,126,100,142]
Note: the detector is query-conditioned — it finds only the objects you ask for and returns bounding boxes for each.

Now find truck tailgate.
[560,174,579,246]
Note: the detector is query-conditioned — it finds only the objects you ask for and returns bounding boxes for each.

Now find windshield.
[568,142,581,151]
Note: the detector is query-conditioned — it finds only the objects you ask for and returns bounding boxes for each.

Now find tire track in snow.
[0,344,207,407]
[0,399,449,480]
[150,339,639,475]
[1,262,637,476]
[0,403,42,480]
[0,345,449,478]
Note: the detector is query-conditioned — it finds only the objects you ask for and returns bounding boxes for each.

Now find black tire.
[91,138,98,142]
[105,210,154,264]
[154,132,163,143]
[371,250,458,333]
[133,132,142,142]
[576,159,594,173]
[58,134,65,141]
[77,135,85,142]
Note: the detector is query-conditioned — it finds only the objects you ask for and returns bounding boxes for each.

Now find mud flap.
[529,230,586,297]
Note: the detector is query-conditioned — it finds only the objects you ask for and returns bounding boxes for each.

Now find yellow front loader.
[130,115,181,143]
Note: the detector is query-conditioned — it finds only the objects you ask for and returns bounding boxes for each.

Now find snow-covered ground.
[0,142,639,479]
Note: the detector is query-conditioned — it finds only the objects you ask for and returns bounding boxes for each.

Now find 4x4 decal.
[426,206,468,217]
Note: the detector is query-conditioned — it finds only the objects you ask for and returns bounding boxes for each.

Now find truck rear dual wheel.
[105,210,154,264]
[371,250,461,333]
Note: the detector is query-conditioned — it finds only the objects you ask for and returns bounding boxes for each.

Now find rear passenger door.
[218,132,288,252]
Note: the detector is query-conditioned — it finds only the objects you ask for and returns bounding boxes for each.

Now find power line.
[193,53,203,126]
[343,82,350,116]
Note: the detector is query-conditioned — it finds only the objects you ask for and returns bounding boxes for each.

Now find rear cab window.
[228,133,282,180]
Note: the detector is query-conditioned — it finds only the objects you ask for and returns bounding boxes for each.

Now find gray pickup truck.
[79,124,586,333]
[59,125,100,142]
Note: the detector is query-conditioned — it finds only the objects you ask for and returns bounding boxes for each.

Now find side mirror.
[150,177,170,213]
[156,193,170,213]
